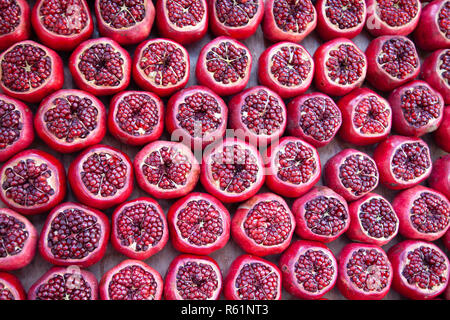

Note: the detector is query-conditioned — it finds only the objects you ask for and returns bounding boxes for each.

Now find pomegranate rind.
[0,272,26,300]
[0,0,30,51]
[428,155,450,199]
[414,0,450,51]
[421,49,450,105]
[434,106,450,152]
[444,230,450,251]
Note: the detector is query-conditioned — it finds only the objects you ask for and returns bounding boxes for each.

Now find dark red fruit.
[414,0,450,51]
[0,272,26,300]
[133,38,190,98]
[0,0,30,51]
[69,37,131,96]
[287,92,342,147]
[292,186,350,243]
[373,135,432,190]
[134,140,200,200]
[421,49,450,105]
[168,193,230,255]
[100,259,163,300]
[265,136,321,198]
[68,144,133,210]
[224,254,282,300]
[164,254,222,300]
[0,40,64,103]
[434,106,450,152]
[444,230,450,251]
[31,0,93,51]
[108,91,164,146]
[0,149,66,215]
[428,155,450,199]
[196,36,252,96]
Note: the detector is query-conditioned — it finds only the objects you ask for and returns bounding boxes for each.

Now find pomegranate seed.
[324,0,365,29]
[438,1,450,38]
[377,38,419,80]
[304,196,348,236]
[39,0,89,35]
[35,273,93,300]
[359,198,398,240]
[108,265,159,300]
[294,249,335,293]
[98,0,146,29]
[271,45,312,87]
[215,0,260,27]
[167,0,205,28]
[376,0,419,27]
[175,261,219,300]
[392,141,431,182]
[235,262,280,300]
[353,95,391,135]
[0,281,14,300]
[0,99,22,149]
[0,213,29,258]
[276,141,318,185]
[0,0,21,35]
[400,85,442,128]
[410,192,450,234]
[338,154,378,197]
[326,43,366,85]
[440,50,450,85]
[273,0,315,33]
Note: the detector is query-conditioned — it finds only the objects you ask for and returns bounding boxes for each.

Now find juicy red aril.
[39,0,88,35]
[439,1,449,38]
[294,249,335,293]
[338,154,378,197]
[440,50,449,85]
[0,282,14,300]
[400,85,442,128]
[410,192,450,234]
[326,44,365,85]
[353,95,391,135]
[0,99,23,149]
[324,0,364,30]
[235,262,279,300]
[377,38,418,80]
[176,261,219,300]
[271,45,312,87]
[98,0,145,29]
[273,0,315,33]
[35,272,93,300]
[0,212,29,258]
[304,196,348,236]
[276,141,318,185]
[215,0,259,27]
[392,142,431,182]
[167,0,204,27]
[0,0,21,35]
[359,198,397,239]
[108,265,158,300]
[377,0,418,27]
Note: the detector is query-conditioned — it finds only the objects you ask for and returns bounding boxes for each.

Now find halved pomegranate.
[347,193,398,246]
[69,37,131,96]
[168,192,230,255]
[0,0,30,51]
[313,38,367,96]
[31,0,93,51]
[0,208,37,271]
[366,0,421,37]
[95,0,155,46]
[0,149,66,215]
[365,35,420,92]
[0,272,26,300]
[429,155,450,199]
[279,240,337,300]
[134,140,200,199]
[262,0,317,43]
[200,138,264,203]
[337,88,392,146]
[292,186,350,243]
[100,259,163,300]
[156,0,208,44]
[0,40,64,103]
[265,136,321,198]
[28,266,98,300]
[108,91,164,146]
[373,135,432,190]
[68,144,133,210]
[232,193,295,256]
[228,86,287,147]
[435,106,450,152]
[337,243,393,300]
[324,148,379,201]
[133,38,190,98]
[39,202,110,268]
[388,240,450,300]
[166,86,227,149]
[421,49,450,105]
[196,36,252,96]
[286,92,342,148]
[164,254,222,300]
[35,89,106,154]
[258,42,314,99]
[414,0,450,51]
[224,254,282,300]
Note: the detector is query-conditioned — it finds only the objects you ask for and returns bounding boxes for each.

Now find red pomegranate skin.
[414,0,450,51]
[0,0,30,51]
[444,230,450,251]
[428,155,450,200]
[0,272,26,300]
[435,106,450,152]
[421,49,450,105]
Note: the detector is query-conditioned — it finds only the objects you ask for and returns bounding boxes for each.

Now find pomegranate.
[156,0,208,44]
[428,155,450,199]
[337,243,393,300]
[196,36,252,96]
[421,49,450,105]
[373,135,432,190]
[279,240,337,300]
[0,0,30,51]
[0,272,26,300]
[313,38,367,96]
[292,186,350,243]
[0,208,37,271]
[435,106,450,152]
[134,140,200,200]
[324,149,379,201]
[224,254,282,300]
[444,230,450,251]
[337,88,392,146]
[366,0,421,37]
[346,193,399,246]
[68,144,134,210]
[28,266,98,300]
[209,0,264,39]
[39,202,110,268]
[228,86,287,147]
[0,149,66,215]
[286,92,342,148]
[35,89,106,154]
[168,193,230,255]
[95,0,155,46]
[164,254,222,300]
[0,40,64,103]
[445,282,450,300]
[414,0,450,51]
[316,0,367,40]
[258,42,314,99]
[200,138,264,203]
[166,86,228,149]
[0,94,34,162]
[108,91,164,146]
[388,240,449,300]
[132,38,190,98]
[69,37,131,96]
[389,80,444,137]
[100,259,163,300]
[265,136,321,198]
[31,0,93,51]
[365,35,420,92]
[262,0,317,43]
[231,193,295,256]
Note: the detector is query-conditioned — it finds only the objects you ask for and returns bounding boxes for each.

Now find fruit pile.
[0,0,449,301]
